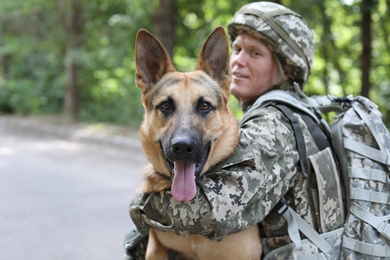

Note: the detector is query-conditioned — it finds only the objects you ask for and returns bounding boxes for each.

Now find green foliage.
[0,0,389,128]
[77,0,150,125]
[0,0,150,125]
[279,0,389,126]
[0,78,62,114]
[0,1,64,115]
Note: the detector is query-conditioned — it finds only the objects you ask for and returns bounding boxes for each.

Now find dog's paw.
[142,164,171,193]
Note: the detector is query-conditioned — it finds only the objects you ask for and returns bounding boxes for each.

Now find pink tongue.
[171,161,197,201]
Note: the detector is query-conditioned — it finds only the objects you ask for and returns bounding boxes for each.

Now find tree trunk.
[0,19,7,78]
[59,0,83,122]
[153,0,177,59]
[360,0,372,98]
[318,0,347,96]
[379,0,390,59]
[318,1,330,95]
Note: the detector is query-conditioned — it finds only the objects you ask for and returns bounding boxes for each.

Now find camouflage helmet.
[228,2,314,87]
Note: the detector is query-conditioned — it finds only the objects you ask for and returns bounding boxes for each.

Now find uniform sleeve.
[129,107,299,241]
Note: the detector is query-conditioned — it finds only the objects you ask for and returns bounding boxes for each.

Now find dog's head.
[135,27,238,201]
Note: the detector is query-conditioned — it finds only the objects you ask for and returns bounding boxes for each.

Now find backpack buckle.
[275,200,289,215]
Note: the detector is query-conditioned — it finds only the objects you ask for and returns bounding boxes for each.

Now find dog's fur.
[135,27,261,260]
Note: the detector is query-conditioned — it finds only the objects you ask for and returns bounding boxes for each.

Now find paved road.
[0,124,146,260]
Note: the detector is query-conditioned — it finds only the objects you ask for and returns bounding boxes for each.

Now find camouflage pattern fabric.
[228,2,314,87]
[307,147,345,233]
[124,237,147,260]
[129,90,338,256]
[263,227,344,260]
[335,97,390,259]
[123,229,148,260]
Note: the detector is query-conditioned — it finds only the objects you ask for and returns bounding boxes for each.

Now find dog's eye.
[160,101,171,111]
[157,97,175,116]
[200,102,211,111]
[159,101,175,114]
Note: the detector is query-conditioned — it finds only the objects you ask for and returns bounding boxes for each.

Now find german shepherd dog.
[135,27,261,259]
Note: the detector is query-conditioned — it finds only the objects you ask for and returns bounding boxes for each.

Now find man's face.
[230,33,282,105]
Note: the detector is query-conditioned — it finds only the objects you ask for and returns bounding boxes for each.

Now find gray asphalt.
[0,123,146,260]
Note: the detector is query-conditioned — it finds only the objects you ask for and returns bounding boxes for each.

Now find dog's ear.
[196,27,230,87]
[135,29,176,92]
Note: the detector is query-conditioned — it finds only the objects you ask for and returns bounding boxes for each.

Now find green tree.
[58,0,84,122]
[0,0,388,127]
[0,0,64,115]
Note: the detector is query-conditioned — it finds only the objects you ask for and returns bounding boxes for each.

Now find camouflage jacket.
[130,95,326,254]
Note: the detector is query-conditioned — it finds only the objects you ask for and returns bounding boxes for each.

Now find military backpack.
[250,85,390,259]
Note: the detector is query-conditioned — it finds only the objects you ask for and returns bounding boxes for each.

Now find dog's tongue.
[171,161,197,201]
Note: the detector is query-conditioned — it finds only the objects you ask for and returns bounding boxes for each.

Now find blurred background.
[0,0,389,127]
[0,1,389,259]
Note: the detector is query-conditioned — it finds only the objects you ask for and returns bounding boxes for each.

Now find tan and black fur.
[135,27,261,260]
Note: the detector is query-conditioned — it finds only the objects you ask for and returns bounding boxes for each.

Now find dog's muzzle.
[159,137,211,201]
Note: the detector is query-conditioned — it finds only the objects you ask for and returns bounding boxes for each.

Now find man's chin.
[230,86,245,99]
[229,83,242,95]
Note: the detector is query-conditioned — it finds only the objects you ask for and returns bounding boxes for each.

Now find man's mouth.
[161,141,211,201]
[232,71,248,79]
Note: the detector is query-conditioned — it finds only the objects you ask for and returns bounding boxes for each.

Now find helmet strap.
[293,81,308,98]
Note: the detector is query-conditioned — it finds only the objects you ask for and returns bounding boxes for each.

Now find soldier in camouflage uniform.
[125,2,344,259]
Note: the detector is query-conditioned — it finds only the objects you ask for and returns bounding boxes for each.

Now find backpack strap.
[348,165,389,204]
[272,103,309,177]
[275,200,333,255]
[270,102,334,177]
[245,89,321,125]
[346,146,390,203]
[348,167,388,183]
[349,188,390,204]
[344,139,390,170]
[350,202,390,240]
[298,113,332,152]
[342,236,390,258]
[342,202,390,257]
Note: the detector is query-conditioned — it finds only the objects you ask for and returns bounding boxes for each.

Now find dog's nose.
[172,136,195,156]
[169,136,201,162]
[173,138,194,154]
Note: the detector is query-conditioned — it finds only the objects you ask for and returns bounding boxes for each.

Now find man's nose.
[232,51,248,66]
